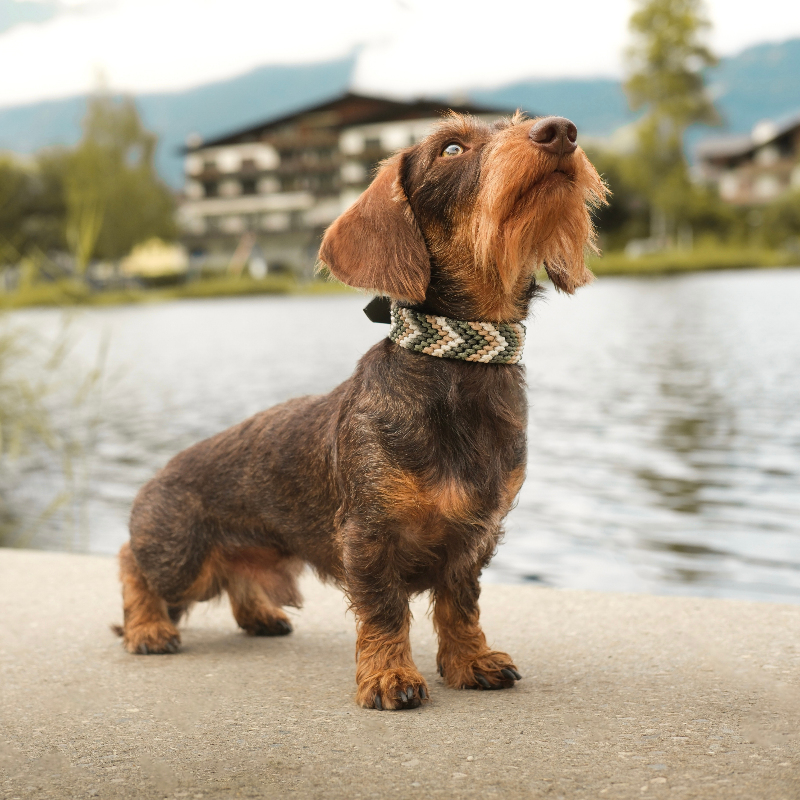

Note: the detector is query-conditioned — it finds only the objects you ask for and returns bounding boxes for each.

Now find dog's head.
[319,112,608,320]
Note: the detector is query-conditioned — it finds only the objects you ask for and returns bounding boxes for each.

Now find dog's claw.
[405,686,414,702]
[509,668,522,680]
[438,664,444,677]
[420,686,428,700]
[374,695,383,711]
[475,674,491,689]
[500,668,517,681]
[138,643,148,655]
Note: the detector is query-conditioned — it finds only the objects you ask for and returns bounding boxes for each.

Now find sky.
[1,0,799,109]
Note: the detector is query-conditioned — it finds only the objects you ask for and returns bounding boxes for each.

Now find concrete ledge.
[1,549,799,799]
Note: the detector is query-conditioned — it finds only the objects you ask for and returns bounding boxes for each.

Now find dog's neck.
[416,260,538,323]
[388,304,525,365]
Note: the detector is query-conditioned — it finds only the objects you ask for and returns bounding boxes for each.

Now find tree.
[0,155,66,264]
[624,0,719,239]
[760,190,800,249]
[64,95,177,271]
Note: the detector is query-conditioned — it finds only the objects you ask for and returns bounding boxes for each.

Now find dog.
[115,111,606,711]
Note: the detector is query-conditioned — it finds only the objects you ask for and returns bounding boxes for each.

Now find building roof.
[696,110,800,163]
[186,91,517,151]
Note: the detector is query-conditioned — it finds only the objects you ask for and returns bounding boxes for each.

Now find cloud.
[0,0,61,34]
[0,0,798,109]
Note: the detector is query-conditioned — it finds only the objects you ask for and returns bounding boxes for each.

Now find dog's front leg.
[343,528,429,710]
[433,574,522,691]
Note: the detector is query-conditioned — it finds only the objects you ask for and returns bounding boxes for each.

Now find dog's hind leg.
[224,548,303,637]
[118,542,181,655]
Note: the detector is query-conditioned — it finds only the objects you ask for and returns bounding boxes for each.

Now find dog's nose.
[529,116,578,156]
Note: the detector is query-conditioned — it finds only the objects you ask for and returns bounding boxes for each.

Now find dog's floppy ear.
[318,153,430,303]
[543,259,595,295]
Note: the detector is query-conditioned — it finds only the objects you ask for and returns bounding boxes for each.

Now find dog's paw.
[356,667,430,711]
[123,622,181,655]
[239,611,293,637]
[438,650,522,690]
[244,617,293,636]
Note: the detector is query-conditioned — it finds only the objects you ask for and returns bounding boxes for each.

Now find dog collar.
[388,305,525,364]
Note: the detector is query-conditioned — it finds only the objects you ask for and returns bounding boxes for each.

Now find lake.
[6,268,800,603]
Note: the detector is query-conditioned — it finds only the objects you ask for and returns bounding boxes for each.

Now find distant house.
[696,113,800,205]
[178,92,511,276]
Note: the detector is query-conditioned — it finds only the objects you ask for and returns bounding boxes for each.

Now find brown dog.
[116,112,606,710]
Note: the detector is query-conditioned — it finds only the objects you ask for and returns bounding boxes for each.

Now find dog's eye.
[441,143,464,157]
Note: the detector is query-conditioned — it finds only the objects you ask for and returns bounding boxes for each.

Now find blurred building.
[178,92,509,276]
[696,113,800,204]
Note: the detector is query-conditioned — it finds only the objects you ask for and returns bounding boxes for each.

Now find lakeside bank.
[1,548,798,799]
[2,251,799,310]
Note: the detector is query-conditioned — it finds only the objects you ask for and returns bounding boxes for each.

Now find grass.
[0,273,358,310]
[590,247,799,276]
[2,249,799,310]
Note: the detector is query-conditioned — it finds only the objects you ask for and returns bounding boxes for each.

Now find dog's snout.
[529,116,578,156]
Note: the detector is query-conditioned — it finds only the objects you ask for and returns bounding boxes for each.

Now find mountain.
[706,38,800,132]
[0,55,356,186]
[470,78,630,138]
[1,39,799,187]
[472,38,800,150]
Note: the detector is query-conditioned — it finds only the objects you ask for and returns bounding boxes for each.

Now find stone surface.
[1,548,799,799]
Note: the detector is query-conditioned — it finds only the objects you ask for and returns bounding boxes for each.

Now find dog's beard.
[473,142,607,295]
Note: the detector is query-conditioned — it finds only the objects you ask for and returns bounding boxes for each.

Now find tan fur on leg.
[354,617,429,710]
[224,548,302,636]
[119,543,180,655]
[433,586,519,689]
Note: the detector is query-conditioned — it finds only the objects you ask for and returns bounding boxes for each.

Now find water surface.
[7,268,800,602]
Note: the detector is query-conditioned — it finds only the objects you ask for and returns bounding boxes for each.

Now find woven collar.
[389,305,525,364]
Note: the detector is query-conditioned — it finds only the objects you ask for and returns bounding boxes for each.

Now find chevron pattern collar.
[389,305,525,364]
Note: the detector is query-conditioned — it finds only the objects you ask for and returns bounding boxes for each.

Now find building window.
[221,216,245,234]
[364,137,381,150]
[241,158,256,171]
[262,213,291,232]
[755,145,780,166]
[185,155,203,176]
[203,160,216,172]
[203,181,218,197]
[257,176,280,194]
[719,173,739,201]
[341,161,366,184]
[754,174,781,200]
[184,180,204,200]
[340,131,364,155]
[241,179,258,195]
[219,180,241,198]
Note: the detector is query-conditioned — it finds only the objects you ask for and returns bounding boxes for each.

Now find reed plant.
[0,313,106,550]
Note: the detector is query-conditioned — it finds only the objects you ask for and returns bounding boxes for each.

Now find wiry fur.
[115,112,607,710]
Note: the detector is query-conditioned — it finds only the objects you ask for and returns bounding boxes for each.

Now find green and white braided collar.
[389,305,526,364]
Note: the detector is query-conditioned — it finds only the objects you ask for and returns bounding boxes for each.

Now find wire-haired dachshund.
[116,111,607,710]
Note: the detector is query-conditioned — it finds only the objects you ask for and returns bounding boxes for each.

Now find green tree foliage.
[0,155,66,264]
[0,95,176,272]
[64,95,176,270]
[624,0,719,230]
[759,189,800,249]
[583,148,650,250]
